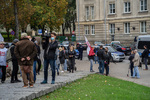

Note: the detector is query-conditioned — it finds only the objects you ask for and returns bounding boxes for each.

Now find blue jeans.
[98,60,104,74]
[33,61,37,82]
[144,58,148,69]
[133,66,140,78]
[90,59,93,71]
[44,58,55,81]
[64,59,67,71]
[94,56,98,64]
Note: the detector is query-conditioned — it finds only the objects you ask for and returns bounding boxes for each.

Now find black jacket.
[59,50,65,64]
[88,55,94,60]
[34,43,41,61]
[104,51,111,64]
[94,47,99,54]
[68,50,76,59]
[97,49,105,60]
[128,54,134,66]
[78,45,83,53]
[42,40,58,60]
[142,49,149,58]
[10,44,17,61]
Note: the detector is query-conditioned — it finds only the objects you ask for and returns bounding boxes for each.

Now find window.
[109,4,115,14]
[140,21,147,33]
[85,26,89,34]
[85,7,89,20]
[124,2,130,13]
[124,23,130,34]
[140,0,147,11]
[91,25,95,35]
[91,6,94,20]
[110,24,115,34]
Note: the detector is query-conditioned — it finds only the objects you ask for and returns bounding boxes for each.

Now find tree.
[0,0,15,41]
[62,0,76,35]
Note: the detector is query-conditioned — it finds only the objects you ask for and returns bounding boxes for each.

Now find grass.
[35,74,150,100]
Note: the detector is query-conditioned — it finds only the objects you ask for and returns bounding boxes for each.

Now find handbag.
[23,66,31,73]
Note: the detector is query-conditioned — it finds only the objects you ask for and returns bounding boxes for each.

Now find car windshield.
[107,46,117,52]
[138,41,150,49]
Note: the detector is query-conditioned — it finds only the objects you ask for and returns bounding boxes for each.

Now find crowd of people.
[0,33,149,87]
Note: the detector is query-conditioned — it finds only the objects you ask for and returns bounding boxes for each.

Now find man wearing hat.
[14,33,37,87]
[0,41,8,83]
[9,39,22,83]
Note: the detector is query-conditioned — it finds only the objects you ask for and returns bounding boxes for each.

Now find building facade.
[76,0,150,45]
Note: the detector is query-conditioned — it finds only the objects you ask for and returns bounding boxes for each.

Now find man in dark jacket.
[14,33,37,88]
[97,45,105,74]
[104,47,111,76]
[10,39,21,83]
[78,44,83,60]
[142,45,149,70]
[41,32,58,84]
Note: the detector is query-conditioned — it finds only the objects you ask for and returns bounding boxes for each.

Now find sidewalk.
[0,71,94,100]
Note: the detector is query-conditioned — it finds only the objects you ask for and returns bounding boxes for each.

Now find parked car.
[111,41,120,45]
[94,41,104,46]
[76,40,87,50]
[91,45,125,62]
[112,44,131,55]
[62,41,69,45]
[103,46,125,62]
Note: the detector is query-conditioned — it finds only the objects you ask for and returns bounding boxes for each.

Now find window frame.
[124,2,131,13]
[140,0,147,11]
[109,4,115,14]
[109,24,115,35]
[90,6,94,20]
[124,22,130,34]
[140,21,147,33]
[85,6,89,21]
[85,25,89,35]
[91,25,95,35]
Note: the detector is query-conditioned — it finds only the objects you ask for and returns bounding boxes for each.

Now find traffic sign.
[38,29,42,35]
[11,31,15,35]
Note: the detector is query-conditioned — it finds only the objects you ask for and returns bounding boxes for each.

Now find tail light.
[130,48,131,50]
[121,48,126,50]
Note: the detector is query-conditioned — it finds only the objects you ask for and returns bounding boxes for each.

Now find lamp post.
[104,0,107,44]
[77,0,80,40]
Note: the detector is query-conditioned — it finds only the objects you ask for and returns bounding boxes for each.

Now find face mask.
[51,37,55,40]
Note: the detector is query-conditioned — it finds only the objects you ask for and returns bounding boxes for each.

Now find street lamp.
[77,0,80,40]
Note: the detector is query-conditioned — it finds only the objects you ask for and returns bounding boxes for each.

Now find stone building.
[75,0,150,45]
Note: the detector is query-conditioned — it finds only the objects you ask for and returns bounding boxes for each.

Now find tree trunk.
[6,28,10,42]
[62,24,65,36]
[69,26,72,35]
[14,0,19,39]
[73,19,76,31]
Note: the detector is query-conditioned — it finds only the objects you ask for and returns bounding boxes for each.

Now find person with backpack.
[0,41,8,83]
[9,39,21,83]
[88,47,95,72]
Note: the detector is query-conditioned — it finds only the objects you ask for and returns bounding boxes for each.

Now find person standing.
[104,47,111,76]
[55,48,60,75]
[97,45,105,74]
[10,39,21,83]
[62,46,68,71]
[14,33,37,87]
[68,46,76,73]
[59,47,65,72]
[78,44,83,60]
[41,32,58,84]
[0,41,8,83]
[128,50,135,77]
[132,50,140,79]
[88,47,95,72]
[142,45,149,70]
[94,44,99,64]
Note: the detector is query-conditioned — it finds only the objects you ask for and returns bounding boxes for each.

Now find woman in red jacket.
[88,47,95,72]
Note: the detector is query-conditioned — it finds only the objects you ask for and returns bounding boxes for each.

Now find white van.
[137,35,150,63]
